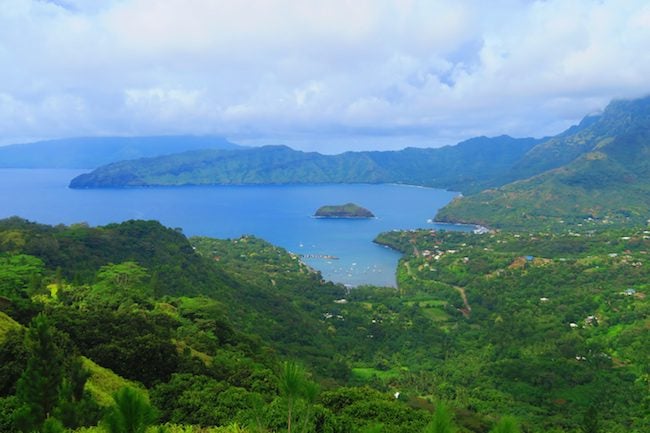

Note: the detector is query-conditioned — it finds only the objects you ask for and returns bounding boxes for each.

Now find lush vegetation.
[437,96,650,230]
[68,136,540,193]
[67,96,650,233]
[314,204,374,218]
[0,217,647,432]
[374,228,649,431]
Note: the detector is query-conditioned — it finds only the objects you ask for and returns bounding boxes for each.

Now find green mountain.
[437,96,650,230]
[0,217,341,368]
[69,135,541,191]
[0,135,242,169]
[314,203,375,218]
[1,218,647,432]
[51,95,650,231]
[509,97,650,179]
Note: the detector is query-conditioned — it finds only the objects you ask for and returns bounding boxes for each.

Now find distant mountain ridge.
[437,95,650,229]
[0,135,243,168]
[69,135,542,192]
[508,98,650,178]
[69,95,650,230]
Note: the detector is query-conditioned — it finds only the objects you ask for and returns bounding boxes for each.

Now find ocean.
[0,169,473,286]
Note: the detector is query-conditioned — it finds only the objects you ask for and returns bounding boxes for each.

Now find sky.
[1,0,649,153]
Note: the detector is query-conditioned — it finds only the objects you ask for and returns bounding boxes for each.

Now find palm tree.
[297,379,319,433]
[490,416,521,433]
[103,386,156,433]
[423,402,457,433]
[278,361,305,433]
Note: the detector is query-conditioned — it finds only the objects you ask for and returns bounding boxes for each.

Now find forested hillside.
[68,136,541,193]
[67,96,650,232]
[436,96,650,230]
[374,228,649,432]
[0,218,647,432]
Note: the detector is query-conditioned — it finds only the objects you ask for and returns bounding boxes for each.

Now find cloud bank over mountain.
[1,0,649,151]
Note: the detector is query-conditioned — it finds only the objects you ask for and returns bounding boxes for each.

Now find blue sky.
[1,0,649,152]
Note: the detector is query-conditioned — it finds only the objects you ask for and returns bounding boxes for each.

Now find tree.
[0,396,21,433]
[40,417,65,433]
[94,261,151,306]
[57,357,102,429]
[580,405,600,433]
[279,361,320,433]
[278,361,305,433]
[0,254,44,299]
[490,416,520,433]
[103,387,157,433]
[14,314,65,432]
[297,379,319,433]
[423,402,457,433]
[0,328,28,396]
[68,357,92,403]
[277,361,320,433]
[97,261,149,291]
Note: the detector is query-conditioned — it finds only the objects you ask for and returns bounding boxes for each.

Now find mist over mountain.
[0,136,242,169]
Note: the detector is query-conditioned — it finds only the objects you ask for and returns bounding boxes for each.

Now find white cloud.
[0,0,649,150]
[125,88,202,116]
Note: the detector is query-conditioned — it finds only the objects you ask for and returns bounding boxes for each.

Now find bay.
[0,169,473,287]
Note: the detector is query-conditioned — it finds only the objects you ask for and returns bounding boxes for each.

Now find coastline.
[71,179,458,191]
[431,220,492,234]
[312,215,377,220]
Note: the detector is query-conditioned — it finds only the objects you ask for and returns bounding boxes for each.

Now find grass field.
[404,299,450,322]
[82,356,147,407]
[0,311,21,341]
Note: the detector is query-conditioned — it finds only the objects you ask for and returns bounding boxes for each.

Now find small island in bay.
[314,203,375,218]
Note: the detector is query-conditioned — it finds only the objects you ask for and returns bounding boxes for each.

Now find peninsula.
[314,203,375,218]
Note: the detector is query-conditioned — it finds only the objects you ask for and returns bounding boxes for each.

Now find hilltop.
[66,95,650,231]
[437,96,650,230]
[69,136,541,192]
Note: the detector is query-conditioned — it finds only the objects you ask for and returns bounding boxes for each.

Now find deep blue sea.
[0,169,473,287]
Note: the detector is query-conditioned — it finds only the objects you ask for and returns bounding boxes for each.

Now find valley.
[1,97,650,432]
[0,218,647,432]
[2,2,648,432]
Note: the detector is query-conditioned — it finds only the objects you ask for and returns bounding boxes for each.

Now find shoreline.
[431,220,492,234]
[312,215,377,220]
[69,179,459,191]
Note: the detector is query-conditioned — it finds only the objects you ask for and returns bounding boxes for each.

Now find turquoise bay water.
[0,169,473,286]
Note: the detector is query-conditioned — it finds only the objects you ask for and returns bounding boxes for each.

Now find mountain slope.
[437,97,650,230]
[1,218,647,431]
[0,312,20,341]
[0,135,242,169]
[69,136,542,192]
[0,217,343,370]
[508,97,650,179]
